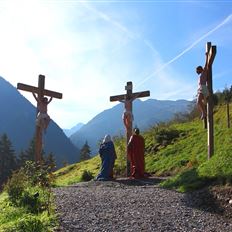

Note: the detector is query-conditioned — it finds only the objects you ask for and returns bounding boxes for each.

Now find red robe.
[128,134,145,179]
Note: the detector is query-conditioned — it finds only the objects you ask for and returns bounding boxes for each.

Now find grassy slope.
[0,192,56,232]
[54,104,232,192]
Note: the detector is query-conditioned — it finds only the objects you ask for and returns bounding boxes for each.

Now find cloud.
[135,14,232,89]
[0,1,194,128]
[2,2,230,129]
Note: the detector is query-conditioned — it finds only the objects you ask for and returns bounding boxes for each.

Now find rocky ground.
[53,178,232,232]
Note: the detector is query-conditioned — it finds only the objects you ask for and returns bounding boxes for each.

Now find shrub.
[155,128,181,145]
[4,161,54,214]
[15,215,45,232]
[80,170,94,182]
[20,189,42,214]
[23,161,54,189]
[4,170,27,206]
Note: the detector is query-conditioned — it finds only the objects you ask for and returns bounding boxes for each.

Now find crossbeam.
[110,91,150,102]
[17,83,62,99]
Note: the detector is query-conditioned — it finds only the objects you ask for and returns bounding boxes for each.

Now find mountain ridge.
[63,123,85,137]
[70,98,193,154]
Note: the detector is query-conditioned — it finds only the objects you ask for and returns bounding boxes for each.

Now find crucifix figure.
[196,42,216,159]
[32,92,53,132]
[110,81,150,176]
[17,75,62,163]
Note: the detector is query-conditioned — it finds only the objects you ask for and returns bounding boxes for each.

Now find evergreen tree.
[0,134,17,186]
[18,150,28,167]
[223,87,231,128]
[223,87,232,103]
[79,141,91,161]
[18,139,36,167]
[43,153,56,172]
[25,139,36,162]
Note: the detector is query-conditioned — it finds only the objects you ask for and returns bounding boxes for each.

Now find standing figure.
[196,62,209,120]
[127,128,145,179]
[96,135,117,181]
[32,93,53,131]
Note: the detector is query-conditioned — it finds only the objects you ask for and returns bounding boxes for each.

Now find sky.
[0,0,232,129]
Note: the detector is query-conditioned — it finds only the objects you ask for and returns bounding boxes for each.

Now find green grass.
[54,104,232,192]
[0,162,58,232]
[54,155,101,186]
[0,191,57,232]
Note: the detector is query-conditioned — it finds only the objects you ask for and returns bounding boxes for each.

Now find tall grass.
[0,161,57,232]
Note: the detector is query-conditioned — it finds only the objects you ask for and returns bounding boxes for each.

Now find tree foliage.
[214,85,232,105]
[0,134,17,187]
[79,141,91,161]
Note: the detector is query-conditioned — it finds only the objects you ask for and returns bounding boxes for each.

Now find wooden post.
[17,75,62,164]
[35,75,45,163]
[125,82,133,176]
[110,81,150,176]
[205,42,216,159]
[203,105,207,129]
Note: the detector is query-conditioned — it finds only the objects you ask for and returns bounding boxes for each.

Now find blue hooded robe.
[96,139,116,181]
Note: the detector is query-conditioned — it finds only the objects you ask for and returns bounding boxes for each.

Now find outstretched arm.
[204,52,209,69]
[202,52,209,83]
[48,97,53,104]
[32,92,38,101]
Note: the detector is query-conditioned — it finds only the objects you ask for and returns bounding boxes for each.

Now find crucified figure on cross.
[110,81,150,176]
[32,93,53,132]
[196,52,209,120]
[119,96,134,129]
[17,74,62,163]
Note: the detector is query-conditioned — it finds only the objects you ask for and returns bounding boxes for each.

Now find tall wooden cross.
[205,42,216,159]
[17,75,62,163]
[110,81,150,176]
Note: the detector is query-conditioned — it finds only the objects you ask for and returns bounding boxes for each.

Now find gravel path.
[53,178,232,232]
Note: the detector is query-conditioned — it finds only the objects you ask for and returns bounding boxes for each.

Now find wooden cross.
[17,75,62,163]
[205,42,216,159]
[110,81,150,176]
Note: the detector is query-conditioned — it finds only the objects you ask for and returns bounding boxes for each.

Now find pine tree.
[25,139,36,162]
[18,150,28,167]
[79,141,91,161]
[223,87,231,128]
[18,139,36,167]
[43,153,56,172]
[0,134,17,186]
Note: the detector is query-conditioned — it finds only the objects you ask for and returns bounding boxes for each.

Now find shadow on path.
[68,176,167,188]
[183,187,225,217]
[114,177,166,186]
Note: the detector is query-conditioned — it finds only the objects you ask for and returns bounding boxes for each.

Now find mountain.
[0,76,80,167]
[70,98,193,155]
[63,123,84,137]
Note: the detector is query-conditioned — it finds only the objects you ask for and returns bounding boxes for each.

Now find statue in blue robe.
[96,135,117,181]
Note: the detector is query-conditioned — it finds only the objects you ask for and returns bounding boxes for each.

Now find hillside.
[70,98,192,154]
[0,76,80,167]
[54,103,232,191]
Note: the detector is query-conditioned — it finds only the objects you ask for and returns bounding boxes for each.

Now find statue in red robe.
[127,128,145,179]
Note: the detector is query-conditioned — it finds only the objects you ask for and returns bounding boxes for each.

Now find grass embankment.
[0,163,57,232]
[0,192,56,232]
[54,104,232,192]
